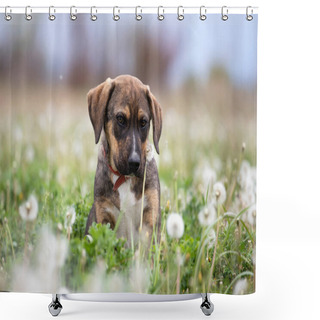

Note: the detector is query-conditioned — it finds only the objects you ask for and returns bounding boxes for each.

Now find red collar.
[108,164,129,191]
[102,146,129,191]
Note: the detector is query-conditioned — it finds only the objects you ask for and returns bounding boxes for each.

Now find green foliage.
[0,101,256,294]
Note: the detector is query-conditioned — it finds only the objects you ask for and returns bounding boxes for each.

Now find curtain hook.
[25,6,32,21]
[135,6,142,21]
[70,6,77,21]
[5,6,12,21]
[158,6,164,21]
[200,6,207,21]
[49,6,56,21]
[113,6,120,21]
[221,6,228,21]
[246,6,253,21]
[90,6,97,21]
[177,6,184,21]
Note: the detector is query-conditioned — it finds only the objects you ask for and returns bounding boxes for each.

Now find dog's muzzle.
[128,152,140,173]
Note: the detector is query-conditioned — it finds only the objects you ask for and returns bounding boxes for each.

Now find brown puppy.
[85,75,162,248]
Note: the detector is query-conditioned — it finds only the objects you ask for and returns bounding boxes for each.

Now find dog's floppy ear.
[87,78,115,144]
[146,86,162,154]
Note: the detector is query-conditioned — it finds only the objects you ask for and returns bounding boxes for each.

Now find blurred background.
[0,13,257,184]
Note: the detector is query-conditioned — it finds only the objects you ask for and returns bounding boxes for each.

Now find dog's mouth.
[116,166,142,178]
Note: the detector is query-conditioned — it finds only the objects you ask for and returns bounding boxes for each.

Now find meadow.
[0,70,256,295]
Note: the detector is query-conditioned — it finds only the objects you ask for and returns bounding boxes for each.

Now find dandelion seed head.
[244,204,256,226]
[207,229,216,249]
[85,234,93,243]
[19,195,38,221]
[83,259,107,293]
[252,248,256,265]
[73,139,83,157]
[14,126,23,142]
[12,225,68,292]
[129,262,150,293]
[195,162,217,192]
[213,182,226,205]
[162,140,172,166]
[233,278,248,295]
[166,213,184,239]
[105,272,127,292]
[25,145,35,162]
[64,206,76,230]
[198,202,216,227]
[37,227,68,270]
[238,160,254,191]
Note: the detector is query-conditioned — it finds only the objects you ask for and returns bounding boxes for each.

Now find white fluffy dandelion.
[207,229,216,249]
[25,145,35,162]
[213,182,227,205]
[195,162,217,192]
[198,202,216,227]
[19,195,38,221]
[233,278,248,295]
[129,262,150,293]
[64,206,76,229]
[64,206,76,240]
[244,204,256,226]
[13,225,68,292]
[166,213,184,239]
[238,160,254,191]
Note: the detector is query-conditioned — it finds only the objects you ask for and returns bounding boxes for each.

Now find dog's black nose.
[128,153,140,173]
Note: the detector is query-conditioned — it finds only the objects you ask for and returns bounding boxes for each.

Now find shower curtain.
[0,8,257,296]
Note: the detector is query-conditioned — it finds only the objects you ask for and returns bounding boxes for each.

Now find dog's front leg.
[94,197,117,230]
[141,188,161,244]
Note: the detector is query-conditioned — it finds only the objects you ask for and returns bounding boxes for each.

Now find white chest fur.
[111,175,147,247]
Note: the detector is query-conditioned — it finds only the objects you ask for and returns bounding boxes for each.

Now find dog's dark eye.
[140,119,147,128]
[116,115,126,126]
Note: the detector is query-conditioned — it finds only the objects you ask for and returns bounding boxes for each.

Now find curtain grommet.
[5,6,12,21]
[200,6,207,21]
[221,6,228,21]
[113,6,120,21]
[70,6,77,21]
[135,6,142,21]
[158,6,164,21]
[49,6,56,21]
[25,6,32,21]
[90,6,97,21]
[246,6,253,21]
[177,6,184,21]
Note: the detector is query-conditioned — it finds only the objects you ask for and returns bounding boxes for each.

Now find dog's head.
[87,75,162,177]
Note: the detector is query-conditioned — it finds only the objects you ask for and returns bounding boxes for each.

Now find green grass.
[0,101,256,295]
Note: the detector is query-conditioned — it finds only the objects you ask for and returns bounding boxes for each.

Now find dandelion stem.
[226,145,244,208]
[24,222,31,264]
[175,180,178,212]
[176,261,180,294]
[208,205,221,290]
[5,222,15,261]
[139,161,148,233]
[138,160,148,261]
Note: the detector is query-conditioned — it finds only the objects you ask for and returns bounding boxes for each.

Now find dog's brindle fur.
[85,75,162,247]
